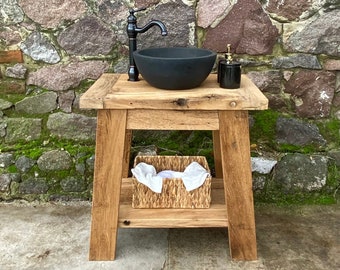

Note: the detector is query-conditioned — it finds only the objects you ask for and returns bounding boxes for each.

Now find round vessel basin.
[133,47,216,90]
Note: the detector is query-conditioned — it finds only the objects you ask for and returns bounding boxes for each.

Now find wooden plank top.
[79,73,120,109]
[80,73,268,111]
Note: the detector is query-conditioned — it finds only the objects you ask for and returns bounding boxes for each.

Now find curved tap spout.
[126,8,168,81]
[135,20,168,36]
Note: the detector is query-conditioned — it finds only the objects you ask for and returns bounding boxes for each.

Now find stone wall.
[0,0,339,203]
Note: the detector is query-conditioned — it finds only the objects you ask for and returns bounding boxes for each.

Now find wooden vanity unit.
[79,73,268,261]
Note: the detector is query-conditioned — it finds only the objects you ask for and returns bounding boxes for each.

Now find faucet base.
[128,66,139,81]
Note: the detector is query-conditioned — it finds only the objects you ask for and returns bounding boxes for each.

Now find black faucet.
[126,7,168,81]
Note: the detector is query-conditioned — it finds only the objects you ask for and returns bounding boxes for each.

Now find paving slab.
[0,201,339,270]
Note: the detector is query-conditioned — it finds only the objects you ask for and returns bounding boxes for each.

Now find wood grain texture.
[127,109,219,130]
[105,74,268,110]
[119,178,227,228]
[80,73,268,111]
[212,130,223,178]
[122,129,132,178]
[89,109,127,261]
[79,73,120,109]
[219,110,257,260]
[0,50,23,63]
[118,204,228,228]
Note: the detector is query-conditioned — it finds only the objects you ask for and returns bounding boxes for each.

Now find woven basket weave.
[132,155,211,209]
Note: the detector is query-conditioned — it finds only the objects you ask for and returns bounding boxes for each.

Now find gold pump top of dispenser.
[226,44,233,64]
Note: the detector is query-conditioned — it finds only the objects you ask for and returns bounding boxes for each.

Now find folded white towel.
[131,162,163,193]
[182,162,210,191]
[131,161,210,193]
[157,170,183,178]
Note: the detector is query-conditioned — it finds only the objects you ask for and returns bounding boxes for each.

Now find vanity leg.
[212,130,223,178]
[219,110,257,260]
[89,109,127,260]
[122,129,132,178]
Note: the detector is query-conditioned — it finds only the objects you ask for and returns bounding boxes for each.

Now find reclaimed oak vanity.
[79,73,268,261]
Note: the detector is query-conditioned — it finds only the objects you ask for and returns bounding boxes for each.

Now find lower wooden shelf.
[118,178,228,228]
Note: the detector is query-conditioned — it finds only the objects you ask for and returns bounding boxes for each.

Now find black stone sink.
[133,47,216,90]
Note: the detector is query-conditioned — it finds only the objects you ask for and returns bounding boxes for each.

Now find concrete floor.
[0,201,339,270]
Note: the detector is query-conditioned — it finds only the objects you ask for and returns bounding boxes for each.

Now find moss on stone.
[277,143,318,154]
[2,137,94,158]
[250,109,280,146]
[196,27,206,48]
[255,190,336,206]
[7,165,18,173]
[1,139,46,159]
[317,118,340,148]
[48,169,75,179]
[255,162,339,205]
[1,137,95,201]
[10,181,20,196]
[0,93,24,105]
[327,164,340,193]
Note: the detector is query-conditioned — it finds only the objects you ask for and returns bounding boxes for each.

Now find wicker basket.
[132,155,211,209]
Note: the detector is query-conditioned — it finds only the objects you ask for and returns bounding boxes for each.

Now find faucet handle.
[129,7,146,15]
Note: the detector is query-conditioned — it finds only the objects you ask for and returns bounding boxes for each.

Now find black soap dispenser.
[218,44,241,89]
